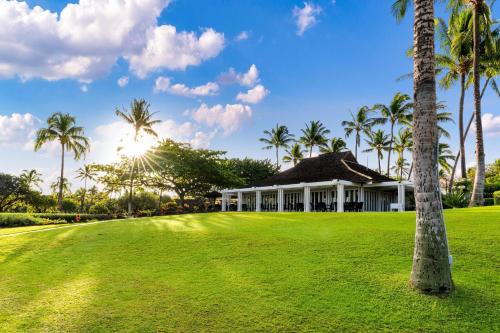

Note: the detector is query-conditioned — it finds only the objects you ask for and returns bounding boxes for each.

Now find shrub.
[494,191,500,205]
[0,214,64,228]
[484,198,494,206]
[442,191,469,209]
[33,213,119,223]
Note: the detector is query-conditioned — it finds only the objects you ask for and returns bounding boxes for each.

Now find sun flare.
[118,131,156,158]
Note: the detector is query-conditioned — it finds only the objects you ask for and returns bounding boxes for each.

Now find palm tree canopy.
[115,99,161,140]
[20,169,43,190]
[320,137,347,154]
[372,92,413,126]
[341,106,376,138]
[363,130,391,157]
[75,164,97,182]
[438,142,456,172]
[34,112,90,160]
[259,124,295,150]
[394,128,414,155]
[50,177,71,195]
[283,143,306,165]
[299,120,330,149]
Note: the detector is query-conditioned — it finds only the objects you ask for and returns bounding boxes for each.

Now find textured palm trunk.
[80,178,87,213]
[377,153,381,174]
[128,159,135,215]
[469,4,485,206]
[276,147,280,168]
[387,123,394,176]
[355,133,359,160]
[410,0,453,294]
[458,74,467,179]
[58,144,65,210]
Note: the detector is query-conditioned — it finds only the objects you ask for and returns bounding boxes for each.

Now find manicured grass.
[0,207,498,332]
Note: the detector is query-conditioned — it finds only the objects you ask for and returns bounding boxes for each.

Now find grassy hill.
[0,207,499,332]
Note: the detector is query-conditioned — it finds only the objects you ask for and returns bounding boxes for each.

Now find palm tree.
[372,92,413,176]
[260,124,295,168]
[363,130,390,174]
[299,121,330,158]
[20,169,43,191]
[50,177,71,196]
[34,112,89,210]
[341,106,376,160]
[394,128,413,179]
[320,137,347,154]
[438,142,456,174]
[392,157,410,180]
[436,10,473,179]
[283,143,305,166]
[393,0,453,294]
[75,164,97,212]
[116,99,160,215]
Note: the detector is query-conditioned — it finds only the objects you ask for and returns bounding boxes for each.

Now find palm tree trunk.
[458,74,467,179]
[410,0,453,294]
[58,144,65,210]
[81,178,87,213]
[469,5,485,207]
[408,162,413,180]
[275,147,279,168]
[128,159,135,215]
[309,146,313,158]
[387,123,394,176]
[377,154,381,173]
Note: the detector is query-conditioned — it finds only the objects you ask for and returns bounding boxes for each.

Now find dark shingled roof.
[248,151,393,187]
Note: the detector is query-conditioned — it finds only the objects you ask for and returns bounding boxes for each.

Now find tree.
[438,142,456,174]
[392,157,411,180]
[363,130,390,173]
[341,106,377,160]
[320,137,348,154]
[259,124,294,168]
[394,128,413,179]
[50,177,71,196]
[224,158,278,185]
[115,99,160,214]
[372,92,413,176]
[34,112,89,210]
[283,143,306,166]
[20,169,43,191]
[299,121,330,157]
[75,164,97,212]
[0,173,30,212]
[393,0,453,294]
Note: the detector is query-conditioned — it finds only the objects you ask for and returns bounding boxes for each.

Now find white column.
[359,187,365,212]
[304,186,311,212]
[221,193,227,212]
[337,184,345,212]
[256,191,261,212]
[237,192,243,212]
[398,184,405,212]
[278,188,284,212]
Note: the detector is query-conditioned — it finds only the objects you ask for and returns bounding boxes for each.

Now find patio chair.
[329,202,337,212]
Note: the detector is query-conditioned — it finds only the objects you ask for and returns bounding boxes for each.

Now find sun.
[118,131,156,158]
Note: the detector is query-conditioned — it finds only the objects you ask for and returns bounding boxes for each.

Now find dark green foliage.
[117,191,158,213]
[494,191,500,205]
[223,158,279,186]
[442,191,469,208]
[0,173,31,212]
[0,214,58,227]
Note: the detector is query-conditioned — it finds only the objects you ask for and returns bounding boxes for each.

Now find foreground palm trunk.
[470,4,485,206]
[58,144,65,210]
[411,0,453,294]
[458,74,467,179]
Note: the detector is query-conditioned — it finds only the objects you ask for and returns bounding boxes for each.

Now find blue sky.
[0,0,498,192]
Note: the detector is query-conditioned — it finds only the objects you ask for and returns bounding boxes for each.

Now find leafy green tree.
[341,106,377,160]
[34,112,89,209]
[320,137,347,154]
[283,143,306,166]
[224,158,278,186]
[363,130,390,174]
[259,124,295,167]
[299,120,330,158]
[115,99,160,214]
[20,169,43,191]
[75,164,97,212]
[0,173,30,212]
[50,177,71,196]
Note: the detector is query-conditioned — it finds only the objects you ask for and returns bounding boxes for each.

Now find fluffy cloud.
[236,84,269,104]
[235,31,249,42]
[0,0,224,82]
[129,26,225,78]
[218,64,259,87]
[482,113,500,137]
[154,76,219,97]
[293,2,322,36]
[0,113,40,146]
[117,76,129,87]
[191,103,252,135]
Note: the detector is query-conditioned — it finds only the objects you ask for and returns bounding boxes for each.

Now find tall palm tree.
[283,143,306,166]
[436,9,473,179]
[116,99,160,215]
[394,128,413,179]
[392,157,411,180]
[438,142,456,174]
[50,177,71,196]
[372,92,413,176]
[20,169,43,191]
[34,112,89,209]
[320,137,347,154]
[259,124,294,168]
[363,130,390,174]
[75,164,97,212]
[341,106,376,160]
[299,121,330,157]
[393,0,453,294]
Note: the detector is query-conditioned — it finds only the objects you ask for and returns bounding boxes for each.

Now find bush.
[494,191,500,205]
[33,213,120,223]
[0,214,64,228]
[442,191,469,209]
[484,198,494,206]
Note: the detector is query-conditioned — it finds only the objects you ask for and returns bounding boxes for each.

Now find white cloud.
[190,130,217,149]
[0,113,40,146]
[191,103,252,135]
[482,113,500,137]
[293,2,322,36]
[236,84,269,104]
[128,26,225,78]
[235,31,249,42]
[80,84,88,92]
[218,64,259,87]
[154,76,219,97]
[117,76,129,87]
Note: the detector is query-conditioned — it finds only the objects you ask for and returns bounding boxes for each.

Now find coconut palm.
[394,128,413,179]
[299,121,330,158]
[20,169,43,191]
[393,0,453,293]
[75,164,97,212]
[283,143,306,166]
[372,92,413,176]
[260,124,295,168]
[392,157,410,180]
[363,130,390,174]
[320,137,347,154]
[34,112,89,210]
[438,142,456,174]
[50,177,71,196]
[116,99,160,215]
[341,106,377,160]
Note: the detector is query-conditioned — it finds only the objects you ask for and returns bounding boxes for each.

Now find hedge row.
[32,213,124,223]
[0,213,124,228]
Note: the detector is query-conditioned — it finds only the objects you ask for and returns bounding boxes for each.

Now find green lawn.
[0,208,499,332]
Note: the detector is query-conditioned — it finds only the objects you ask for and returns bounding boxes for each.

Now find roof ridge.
[340,159,372,180]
